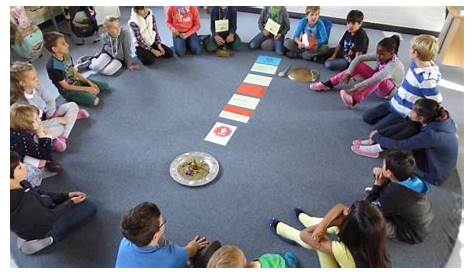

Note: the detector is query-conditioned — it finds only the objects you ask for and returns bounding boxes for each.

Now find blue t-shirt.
[399,176,429,194]
[115,238,189,268]
[292,18,328,45]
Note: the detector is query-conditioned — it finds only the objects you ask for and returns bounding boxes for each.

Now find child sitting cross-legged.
[324,10,369,71]
[270,200,390,267]
[115,202,220,268]
[310,35,404,108]
[207,244,299,268]
[89,16,140,75]
[284,6,331,61]
[44,31,109,107]
[11,61,89,153]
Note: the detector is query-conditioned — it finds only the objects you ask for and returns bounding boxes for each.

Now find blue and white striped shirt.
[390,61,442,117]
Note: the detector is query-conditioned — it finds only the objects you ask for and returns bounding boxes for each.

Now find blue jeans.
[48,200,97,241]
[249,32,285,55]
[173,33,203,57]
[363,102,405,130]
[325,58,349,71]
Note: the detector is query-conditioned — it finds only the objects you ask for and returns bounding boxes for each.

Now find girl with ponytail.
[311,35,404,108]
[352,99,458,186]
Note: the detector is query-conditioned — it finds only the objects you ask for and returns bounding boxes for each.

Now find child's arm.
[352,60,400,90]
[317,20,329,45]
[166,7,179,35]
[257,8,267,31]
[185,7,201,37]
[373,129,435,151]
[330,45,341,59]
[39,87,58,118]
[24,131,53,161]
[279,8,290,36]
[229,7,237,35]
[57,80,97,94]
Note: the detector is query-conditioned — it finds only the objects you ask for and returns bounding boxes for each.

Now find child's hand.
[341,73,352,84]
[152,48,163,57]
[128,64,140,71]
[69,191,87,204]
[185,235,209,256]
[158,44,166,55]
[262,30,270,36]
[179,33,188,39]
[225,33,235,43]
[311,223,327,243]
[297,42,306,49]
[214,35,225,45]
[59,117,68,125]
[36,127,48,138]
[85,86,100,95]
[274,34,282,40]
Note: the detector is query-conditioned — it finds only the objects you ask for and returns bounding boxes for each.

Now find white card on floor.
[250,63,278,75]
[228,94,260,110]
[215,19,229,32]
[382,31,403,40]
[204,122,237,146]
[264,18,281,36]
[243,73,273,87]
[219,110,250,123]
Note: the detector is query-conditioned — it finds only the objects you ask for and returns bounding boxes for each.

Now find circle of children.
[10,6,459,268]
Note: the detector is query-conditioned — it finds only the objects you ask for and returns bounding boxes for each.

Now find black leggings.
[378,120,421,141]
[135,43,173,66]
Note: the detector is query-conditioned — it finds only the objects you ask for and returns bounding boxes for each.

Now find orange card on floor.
[237,83,267,98]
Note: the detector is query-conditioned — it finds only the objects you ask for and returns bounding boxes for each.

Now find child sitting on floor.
[207,244,299,268]
[365,150,433,244]
[310,35,404,109]
[10,151,97,255]
[271,201,390,268]
[44,31,109,107]
[166,6,202,57]
[129,6,174,66]
[89,16,139,75]
[249,6,290,56]
[11,61,89,153]
[115,202,216,268]
[363,34,442,130]
[205,6,241,53]
[324,10,369,71]
[10,105,62,174]
[284,6,331,61]
[354,99,458,187]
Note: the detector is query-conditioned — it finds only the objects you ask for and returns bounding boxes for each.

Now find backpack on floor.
[68,6,98,38]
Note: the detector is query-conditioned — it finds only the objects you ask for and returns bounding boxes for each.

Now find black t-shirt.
[46,54,76,91]
[338,28,369,62]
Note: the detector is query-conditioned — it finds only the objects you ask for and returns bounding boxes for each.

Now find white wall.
[259,6,446,32]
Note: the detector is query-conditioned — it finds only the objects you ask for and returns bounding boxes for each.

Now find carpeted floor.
[10,7,463,268]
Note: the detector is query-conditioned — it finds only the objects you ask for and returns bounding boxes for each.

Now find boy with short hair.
[363,34,442,130]
[115,202,212,268]
[325,10,369,71]
[10,151,97,254]
[365,150,433,244]
[89,16,139,75]
[45,31,109,107]
[284,6,331,61]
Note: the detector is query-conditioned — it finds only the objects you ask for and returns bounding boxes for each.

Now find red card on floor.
[223,105,254,117]
[237,83,267,98]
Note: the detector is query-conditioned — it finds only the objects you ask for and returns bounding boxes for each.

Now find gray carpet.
[10,7,463,268]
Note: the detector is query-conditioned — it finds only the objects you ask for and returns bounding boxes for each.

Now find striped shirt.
[129,14,161,51]
[390,61,442,117]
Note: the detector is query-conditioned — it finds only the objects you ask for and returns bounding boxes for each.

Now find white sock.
[359,144,383,153]
[360,139,373,145]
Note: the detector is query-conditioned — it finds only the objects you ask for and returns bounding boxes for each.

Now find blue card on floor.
[256,55,282,66]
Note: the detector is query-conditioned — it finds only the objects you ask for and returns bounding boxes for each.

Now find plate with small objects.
[288,67,320,83]
[170,152,219,187]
